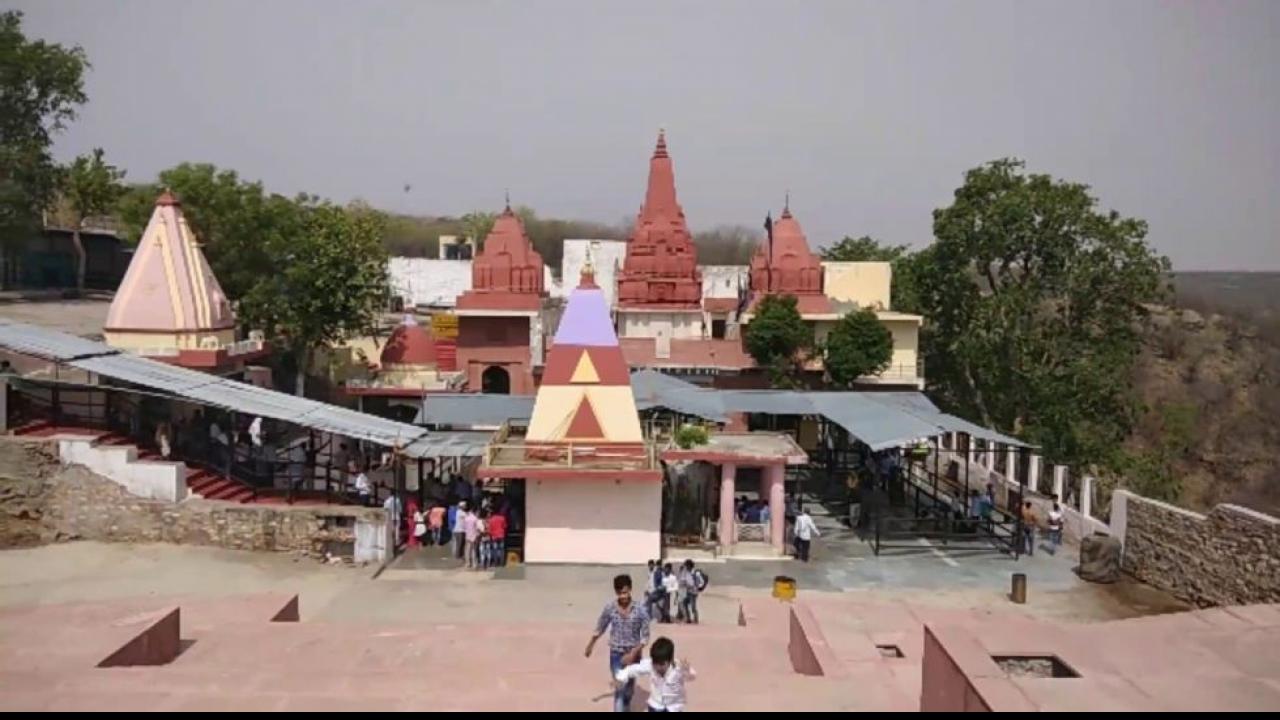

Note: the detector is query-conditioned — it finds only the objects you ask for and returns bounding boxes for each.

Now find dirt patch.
[0,441,62,547]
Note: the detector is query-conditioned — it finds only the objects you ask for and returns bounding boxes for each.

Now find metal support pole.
[228,410,239,496]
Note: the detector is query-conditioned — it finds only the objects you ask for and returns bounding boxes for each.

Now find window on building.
[711,319,727,339]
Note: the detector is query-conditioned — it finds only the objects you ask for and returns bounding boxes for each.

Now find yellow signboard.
[431,313,459,339]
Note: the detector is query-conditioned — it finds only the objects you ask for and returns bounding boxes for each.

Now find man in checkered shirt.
[585,573,652,712]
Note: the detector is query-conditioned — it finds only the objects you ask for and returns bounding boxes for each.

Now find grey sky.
[10,0,1279,270]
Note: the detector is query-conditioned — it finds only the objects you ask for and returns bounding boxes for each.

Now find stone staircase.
[11,420,256,503]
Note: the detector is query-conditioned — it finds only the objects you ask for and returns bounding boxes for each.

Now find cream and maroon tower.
[103,191,267,374]
[479,264,660,564]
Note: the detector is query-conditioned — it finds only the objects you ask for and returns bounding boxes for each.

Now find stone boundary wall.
[1116,489,1280,607]
[1,439,389,562]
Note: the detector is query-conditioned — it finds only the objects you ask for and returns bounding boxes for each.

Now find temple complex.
[454,204,548,394]
[388,130,924,391]
[102,191,267,375]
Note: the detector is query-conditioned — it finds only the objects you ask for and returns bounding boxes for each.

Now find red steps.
[184,466,254,503]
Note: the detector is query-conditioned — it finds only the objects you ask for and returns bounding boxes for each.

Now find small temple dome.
[380,315,438,366]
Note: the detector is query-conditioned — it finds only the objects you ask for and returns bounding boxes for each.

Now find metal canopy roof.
[414,394,535,427]
[0,320,452,455]
[627,370,1032,451]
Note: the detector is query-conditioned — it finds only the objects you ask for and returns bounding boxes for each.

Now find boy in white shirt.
[613,637,695,712]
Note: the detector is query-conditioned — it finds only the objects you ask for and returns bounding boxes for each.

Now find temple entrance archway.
[481,365,511,395]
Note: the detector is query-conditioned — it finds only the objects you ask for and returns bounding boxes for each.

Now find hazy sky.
[10,0,1279,270]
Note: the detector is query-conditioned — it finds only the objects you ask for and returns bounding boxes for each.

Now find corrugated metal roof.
[626,369,1033,451]
[630,370,728,422]
[808,393,943,450]
[401,430,491,458]
[1,320,436,451]
[0,319,121,361]
[415,393,535,427]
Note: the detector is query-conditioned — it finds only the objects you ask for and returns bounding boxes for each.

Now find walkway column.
[766,464,786,555]
[966,434,977,467]
[719,463,737,552]
[1053,465,1067,501]
[1027,454,1041,493]
[1006,445,1018,485]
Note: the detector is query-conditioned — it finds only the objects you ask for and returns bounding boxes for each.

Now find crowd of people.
[404,478,517,570]
[642,559,708,625]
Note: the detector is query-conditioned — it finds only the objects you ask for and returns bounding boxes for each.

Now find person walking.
[793,506,820,562]
[428,503,446,546]
[1020,501,1039,556]
[585,574,652,713]
[1047,498,1064,555]
[678,560,704,625]
[451,501,468,560]
[462,503,480,569]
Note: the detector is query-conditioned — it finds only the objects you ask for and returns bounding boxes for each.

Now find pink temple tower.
[103,191,267,373]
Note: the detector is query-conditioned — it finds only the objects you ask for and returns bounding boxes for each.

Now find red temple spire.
[617,130,702,308]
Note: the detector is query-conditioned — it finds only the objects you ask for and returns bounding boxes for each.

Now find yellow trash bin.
[506,549,522,566]
[773,575,797,601]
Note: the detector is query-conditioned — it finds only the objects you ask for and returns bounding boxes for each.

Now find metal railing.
[132,338,265,358]
[5,378,382,507]
[482,438,659,472]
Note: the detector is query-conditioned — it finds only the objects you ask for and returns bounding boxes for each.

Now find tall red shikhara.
[616,130,703,308]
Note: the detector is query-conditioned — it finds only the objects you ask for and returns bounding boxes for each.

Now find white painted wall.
[701,265,748,299]
[355,515,392,564]
[388,257,473,308]
[57,438,187,502]
[525,477,662,564]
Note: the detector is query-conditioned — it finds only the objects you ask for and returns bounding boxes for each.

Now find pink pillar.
[766,464,786,554]
[719,463,737,551]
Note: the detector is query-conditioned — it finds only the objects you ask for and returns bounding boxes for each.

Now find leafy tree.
[243,201,390,395]
[460,210,496,247]
[743,294,812,387]
[62,148,124,290]
[1110,402,1197,503]
[916,158,1170,467]
[824,307,893,387]
[0,11,89,247]
[820,235,909,262]
[694,224,757,265]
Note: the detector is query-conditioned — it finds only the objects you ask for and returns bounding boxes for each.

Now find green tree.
[0,11,89,247]
[460,210,496,246]
[917,158,1170,467]
[62,148,124,291]
[744,294,812,387]
[244,201,390,395]
[820,235,909,262]
[1111,402,1197,503]
[824,307,893,387]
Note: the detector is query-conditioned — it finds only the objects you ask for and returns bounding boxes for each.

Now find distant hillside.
[1128,272,1280,514]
